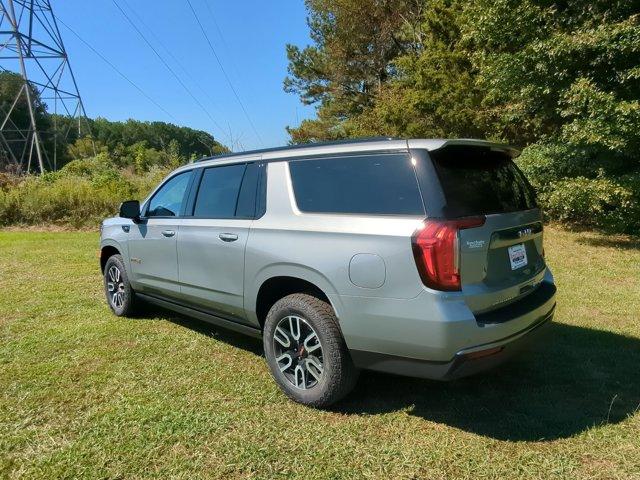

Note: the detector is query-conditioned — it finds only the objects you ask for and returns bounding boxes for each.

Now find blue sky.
[53,0,316,150]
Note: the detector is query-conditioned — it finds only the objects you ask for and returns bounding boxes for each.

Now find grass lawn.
[0,226,639,479]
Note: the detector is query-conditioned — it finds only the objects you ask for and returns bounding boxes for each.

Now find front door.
[128,170,193,298]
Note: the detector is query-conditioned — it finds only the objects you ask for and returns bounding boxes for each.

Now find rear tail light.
[412,216,486,291]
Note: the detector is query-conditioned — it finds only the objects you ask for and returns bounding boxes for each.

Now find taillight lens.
[412,216,486,291]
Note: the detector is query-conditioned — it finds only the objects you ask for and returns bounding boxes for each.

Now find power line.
[185,0,264,146]
[119,0,224,119]
[201,1,243,82]
[54,15,180,124]
[111,0,229,142]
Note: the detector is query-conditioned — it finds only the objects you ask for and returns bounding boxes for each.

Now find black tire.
[263,293,359,407]
[103,254,137,317]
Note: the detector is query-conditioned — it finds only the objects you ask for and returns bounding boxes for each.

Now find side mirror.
[119,200,141,222]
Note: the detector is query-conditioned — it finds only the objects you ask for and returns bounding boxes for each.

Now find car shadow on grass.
[336,323,640,441]
[148,306,639,442]
[154,308,264,356]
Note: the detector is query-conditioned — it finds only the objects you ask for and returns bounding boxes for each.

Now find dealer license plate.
[508,243,528,270]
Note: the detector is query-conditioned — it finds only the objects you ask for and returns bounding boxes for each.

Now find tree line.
[285,0,640,233]
[0,71,227,173]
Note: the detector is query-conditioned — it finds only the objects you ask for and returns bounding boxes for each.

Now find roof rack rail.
[195,137,401,162]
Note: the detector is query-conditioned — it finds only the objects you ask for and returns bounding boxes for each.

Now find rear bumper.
[350,305,554,380]
[335,269,556,380]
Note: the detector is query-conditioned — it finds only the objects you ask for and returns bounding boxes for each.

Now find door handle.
[219,233,238,242]
[161,230,175,237]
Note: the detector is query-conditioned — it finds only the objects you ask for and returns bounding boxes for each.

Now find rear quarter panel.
[243,161,426,326]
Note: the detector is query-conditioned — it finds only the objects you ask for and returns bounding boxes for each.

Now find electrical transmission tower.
[0,0,91,173]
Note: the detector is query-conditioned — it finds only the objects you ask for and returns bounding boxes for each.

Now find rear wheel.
[263,293,358,407]
[103,254,136,317]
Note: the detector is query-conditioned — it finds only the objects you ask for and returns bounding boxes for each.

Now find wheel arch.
[251,267,342,330]
[100,242,121,273]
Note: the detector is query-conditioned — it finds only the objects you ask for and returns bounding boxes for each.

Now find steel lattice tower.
[0,0,91,173]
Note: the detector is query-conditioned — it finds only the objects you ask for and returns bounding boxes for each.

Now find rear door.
[177,162,262,323]
[420,145,545,312]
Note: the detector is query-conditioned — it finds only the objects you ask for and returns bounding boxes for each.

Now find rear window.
[289,154,425,216]
[193,164,246,218]
[429,146,537,218]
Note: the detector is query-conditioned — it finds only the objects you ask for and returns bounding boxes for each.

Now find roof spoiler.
[408,139,520,158]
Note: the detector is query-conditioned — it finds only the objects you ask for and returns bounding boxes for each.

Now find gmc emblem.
[518,228,533,238]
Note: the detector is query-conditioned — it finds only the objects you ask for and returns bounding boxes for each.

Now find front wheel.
[103,254,136,317]
[263,293,359,407]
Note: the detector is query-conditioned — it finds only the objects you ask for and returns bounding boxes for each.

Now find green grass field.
[1,227,639,479]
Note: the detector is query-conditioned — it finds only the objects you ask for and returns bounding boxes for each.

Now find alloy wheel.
[106,265,125,309]
[272,315,324,390]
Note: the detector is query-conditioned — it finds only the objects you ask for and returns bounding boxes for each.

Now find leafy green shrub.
[517,140,640,234]
[517,142,631,189]
[0,157,171,228]
[61,153,115,177]
[14,176,116,226]
[539,175,640,234]
[0,172,20,191]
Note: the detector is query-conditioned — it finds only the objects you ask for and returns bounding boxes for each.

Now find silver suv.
[100,138,556,407]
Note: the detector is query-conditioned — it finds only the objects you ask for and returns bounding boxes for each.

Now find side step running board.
[136,293,262,339]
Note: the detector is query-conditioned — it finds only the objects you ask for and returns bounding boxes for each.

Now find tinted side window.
[236,163,259,218]
[193,164,246,218]
[147,171,192,217]
[289,154,425,215]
